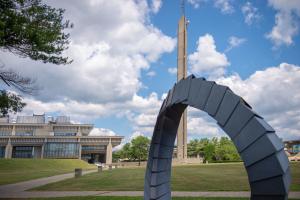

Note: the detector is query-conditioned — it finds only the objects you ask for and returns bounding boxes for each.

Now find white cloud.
[131,113,157,127]
[113,143,124,151]
[0,0,176,140]
[187,0,206,9]
[225,36,247,52]
[241,2,261,25]
[187,108,222,138]
[151,0,162,13]
[184,63,300,141]
[126,93,161,136]
[1,0,176,105]
[168,67,177,75]
[130,131,145,140]
[89,128,117,136]
[2,0,299,143]
[161,93,168,100]
[188,34,230,78]
[214,0,234,14]
[216,63,300,140]
[21,91,162,123]
[20,90,162,141]
[146,70,156,77]
[266,0,300,47]
[105,63,299,141]
[188,0,234,14]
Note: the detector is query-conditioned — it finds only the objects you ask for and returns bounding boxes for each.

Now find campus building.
[284,140,300,154]
[0,114,123,164]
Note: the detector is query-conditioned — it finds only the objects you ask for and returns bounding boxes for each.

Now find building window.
[0,146,5,158]
[0,131,10,136]
[82,146,105,151]
[12,146,33,158]
[54,132,77,136]
[292,144,300,153]
[15,131,33,136]
[44,143,79,158]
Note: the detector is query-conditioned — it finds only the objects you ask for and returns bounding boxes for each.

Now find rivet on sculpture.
[143,75,291,200]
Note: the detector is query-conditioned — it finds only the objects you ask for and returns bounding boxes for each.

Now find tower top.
[180,0,185,16]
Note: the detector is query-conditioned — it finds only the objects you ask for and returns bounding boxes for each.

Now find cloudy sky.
[1,0,300,146]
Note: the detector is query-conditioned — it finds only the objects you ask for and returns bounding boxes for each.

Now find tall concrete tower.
[176,15,188,162]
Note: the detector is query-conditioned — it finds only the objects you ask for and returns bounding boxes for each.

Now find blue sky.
[1,0,300,145]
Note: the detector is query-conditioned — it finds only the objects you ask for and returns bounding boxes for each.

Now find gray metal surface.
[144,75,291,200]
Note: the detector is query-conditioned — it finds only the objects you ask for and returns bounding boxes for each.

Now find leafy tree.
[187,137,240,163]
[0,0,72,116]
[187,138,207,159]
[0,66,36,94]
[120,143,131,160]
[130,136,150,165]
[113,136,150,165]
[112,150,121,163]
[0,0,72,65]
[0,90,26,117]
[203,141,215,162]
[187,139,199,157]
[215,137,240,161]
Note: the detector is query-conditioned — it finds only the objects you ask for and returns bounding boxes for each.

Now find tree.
[0,0,72,65]
[0,0,72,116]
[215,137,240,161]
[188,138,212,162]
[130,136,150,166]
[187,139,199,157]
[0,90,26,117]
[0,66,36,94]
[112,150,121,163]
[203,141,215,162]
[119,143,131,160]
[187,137,240,163]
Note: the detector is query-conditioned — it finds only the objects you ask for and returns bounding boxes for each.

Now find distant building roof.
[55,116,70,124]
[284,140,300,144]
[17,114,45,124]
[10,114,72,124]
[0,117,9,123]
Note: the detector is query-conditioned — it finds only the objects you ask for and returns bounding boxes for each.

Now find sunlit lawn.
[33,162,300,191]
[0,159,96,185]
[13,197,300,200]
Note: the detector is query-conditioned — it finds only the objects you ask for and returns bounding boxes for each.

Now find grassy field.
[3,198,271,200]
[12,197,300,200]
[0,159,96,185]
[34,162,300,191]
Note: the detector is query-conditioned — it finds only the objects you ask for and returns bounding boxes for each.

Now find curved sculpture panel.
[144,75,290,200]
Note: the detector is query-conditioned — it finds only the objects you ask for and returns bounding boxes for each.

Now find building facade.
[0,114,123,164]
[284,140,300,154]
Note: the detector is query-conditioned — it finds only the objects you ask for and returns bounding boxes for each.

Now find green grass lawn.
[13,197,300,200]
[4,198,267,200]
[34,162,300,191]
[0,159,96,185]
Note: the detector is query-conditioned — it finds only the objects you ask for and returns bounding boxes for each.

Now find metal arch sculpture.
[144,75,291,200]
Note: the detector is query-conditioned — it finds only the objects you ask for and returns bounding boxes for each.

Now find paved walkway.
[0,171,299,199]
[0,170,97,198]
[1,190,300,199]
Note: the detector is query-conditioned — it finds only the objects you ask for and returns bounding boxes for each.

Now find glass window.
[82,146,105,151]
[293,144,300,153]
[12,146,33,158]
[0,131,10,136]
[54,132,77,136]
[0,146,5,158]
[44,143,79,158]
[15,131,33,136]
